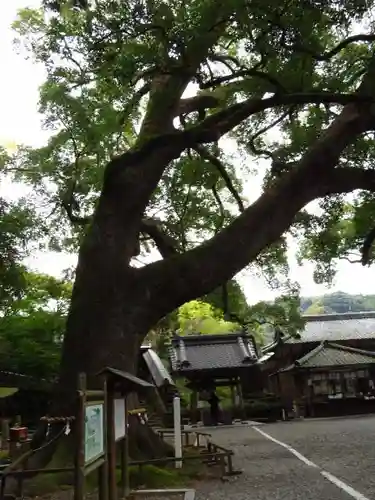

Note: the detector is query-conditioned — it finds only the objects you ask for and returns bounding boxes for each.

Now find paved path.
[196,415,375,500]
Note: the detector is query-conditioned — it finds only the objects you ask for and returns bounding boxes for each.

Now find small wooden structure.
[138,345,174,389]
[169,333,263,424]
[0,368,241,500]
[0,371,52,427]
[0,370,155,500]
[75,373,108,500]
[98,367,154,500]
[137,346,177,426]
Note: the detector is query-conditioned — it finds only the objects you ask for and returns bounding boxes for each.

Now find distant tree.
[178,299,238,335]
[304,300,326,315]
[301,292,375,315]
[0,273,71,379]
[203,280,250,321]
[0,201,42,310]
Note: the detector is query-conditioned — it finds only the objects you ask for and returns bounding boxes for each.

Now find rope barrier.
[40,416,76,423]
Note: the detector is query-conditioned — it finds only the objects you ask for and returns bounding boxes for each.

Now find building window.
[311,379,329,395]
[328,379,342,396]
[343,377,356,397]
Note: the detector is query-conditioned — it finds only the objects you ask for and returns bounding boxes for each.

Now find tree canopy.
[301,291,375,314]
[8,0,375,295]
[0,146,44,310]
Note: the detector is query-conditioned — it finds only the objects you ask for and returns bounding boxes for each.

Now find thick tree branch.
[286,34,375,61]
[362,226,375,266]
[211,184,226,232]
[102,90,375,261]
[139,56,375,313]
[142,165,316,312]
[248,109,292,159]
[102,53,375,266]
[145,167,375,310]
[317,167,375,197]
[194,145,244,212]
[176,94,220,118]
[200,69,287,92]
[106,89,375,188]
[191,91,375,143]
[139,2,231,137]
[62,199,91,225]
[62,192,178,259]
[140,218,180,258]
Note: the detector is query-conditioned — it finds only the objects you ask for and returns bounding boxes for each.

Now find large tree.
[8,0,375,444]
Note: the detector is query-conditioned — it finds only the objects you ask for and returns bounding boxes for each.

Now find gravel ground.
[263,415,375,498]
[194,416,375,499]
[41,416,375,500]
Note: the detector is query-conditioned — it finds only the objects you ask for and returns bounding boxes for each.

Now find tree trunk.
[7,290,171,495]
[54,229,170,455]
[58,185,169,390]
[12,195,173,492]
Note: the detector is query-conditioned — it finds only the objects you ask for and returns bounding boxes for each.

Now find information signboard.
[84,402,104,464]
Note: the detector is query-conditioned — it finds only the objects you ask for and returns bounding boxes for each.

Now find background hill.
[300,292,375,315]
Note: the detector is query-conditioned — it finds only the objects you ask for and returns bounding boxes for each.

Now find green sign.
[84,403,104,464]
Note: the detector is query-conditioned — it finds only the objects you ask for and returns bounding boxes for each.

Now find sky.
[2,1,375,305]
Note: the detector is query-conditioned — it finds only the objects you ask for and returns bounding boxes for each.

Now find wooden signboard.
[74,374,108,500]
[84,402,105,464]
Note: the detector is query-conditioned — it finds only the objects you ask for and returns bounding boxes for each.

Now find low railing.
[0,448,74,500]
[129,429,241,479]
[156,428,212,447]
[0,429,240,500]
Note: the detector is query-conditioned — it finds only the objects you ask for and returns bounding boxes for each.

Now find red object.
[9,426,28,442]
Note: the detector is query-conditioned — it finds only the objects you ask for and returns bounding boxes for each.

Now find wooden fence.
[0,371,239,500]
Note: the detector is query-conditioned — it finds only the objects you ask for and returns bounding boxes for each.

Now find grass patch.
[0,388,18,398]
[128,452,208,489]
[127,465,184,488]
[22,446,214,496]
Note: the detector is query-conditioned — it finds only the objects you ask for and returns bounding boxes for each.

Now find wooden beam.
[106,382,117,500]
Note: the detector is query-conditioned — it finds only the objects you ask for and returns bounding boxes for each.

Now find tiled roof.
[283,342,375,371]
[169,333,258,372]
[286,312,375,344]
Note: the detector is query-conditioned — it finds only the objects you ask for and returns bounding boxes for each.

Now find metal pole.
[74,373,86,500]
[107,382,117,500]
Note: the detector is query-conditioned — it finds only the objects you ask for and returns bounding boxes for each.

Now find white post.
[173,396,182,468]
